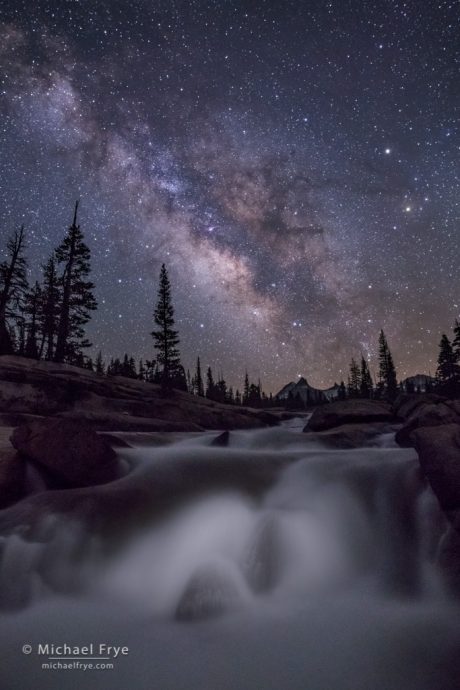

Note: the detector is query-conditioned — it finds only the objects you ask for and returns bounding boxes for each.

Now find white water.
[0,419,459,689]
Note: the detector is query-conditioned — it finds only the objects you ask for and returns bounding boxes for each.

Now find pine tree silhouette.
[151,263,181,389]
[347,358,360,398]
[39,255,60,360]
[243,371,250,405]
[378,330,398,400]
[436,334,457,392]
[195,357,205,396]
[360,356,373,398]
[0,225,28,355]
[23,281,41,359]
[54,201,97,363]
[95,350,105,375]
[206,366,215,399]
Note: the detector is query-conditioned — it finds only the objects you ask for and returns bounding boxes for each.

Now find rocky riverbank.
[0,355,278,432]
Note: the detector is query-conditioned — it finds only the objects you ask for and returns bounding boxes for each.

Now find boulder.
[412,424,460,514]
[98,433,132,448]
[0,448,25,509]
[304,400,393,432]
[306,422,395,449]
[175,562,240,621]
[395,400,460,447]
[393,393,447,421]
[10,419,119,489]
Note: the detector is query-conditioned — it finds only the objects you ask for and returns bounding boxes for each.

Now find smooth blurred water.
[0,419,458,690]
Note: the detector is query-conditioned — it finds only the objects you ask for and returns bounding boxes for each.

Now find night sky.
[0,0,458,393]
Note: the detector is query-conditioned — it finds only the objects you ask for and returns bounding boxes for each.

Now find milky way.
[0,1,458,392]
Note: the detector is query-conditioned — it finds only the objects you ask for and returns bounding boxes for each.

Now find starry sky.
[0,0,458,393]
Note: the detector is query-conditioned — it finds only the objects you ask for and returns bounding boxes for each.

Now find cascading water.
[0,419,459,690]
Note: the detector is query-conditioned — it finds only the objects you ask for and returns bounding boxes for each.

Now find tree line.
[0,206,459,405]
[0,202,96,364]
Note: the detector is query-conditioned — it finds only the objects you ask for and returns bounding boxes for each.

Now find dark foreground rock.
[410,420,460,593]
[413,424,460,515]
[394,394,460,447]
[304,400,393,432]
[0,448,25,509]
[10,419,119,489]
[0,356,276,432]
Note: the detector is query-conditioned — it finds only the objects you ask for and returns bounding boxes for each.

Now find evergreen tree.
[195,357,205,396]
[243,371,250,405]
[138,359,146,381]
[144,359,156,383]
[360,356,373,398]
[16,317,25,356]
[0,225,28,355]
[108,357,121,376]
[186,368,192,392]
[54,201,97,363]
[74,352,85,368]
[84,356,94,371]
[378,330,398,400]
[347,358,361,398]
[453,320,460,361]
[151,263,181,388]
[215,373,227,404]
[235,389,241,405]
[436,334,457,388]
[452,321,460,391]
[338,380,347,400]
[227,386,234,404]
[39,255,60,360]
[248,381,262,407]
[23,281,42,359]
[206,366,216,399]
[95,350,105,375]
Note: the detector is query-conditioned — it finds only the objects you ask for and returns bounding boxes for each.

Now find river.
[0,418,459,689]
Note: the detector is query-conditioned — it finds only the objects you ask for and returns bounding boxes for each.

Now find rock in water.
[242,514,281,593]
[175,562,240,621]
[305,422,394,449]
[210,431,230,447]
[304,400,393,432]
[10,418,118,489]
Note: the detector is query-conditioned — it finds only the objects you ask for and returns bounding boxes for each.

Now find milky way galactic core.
[0,1,458,391]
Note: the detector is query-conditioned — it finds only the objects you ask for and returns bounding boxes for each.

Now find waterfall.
[0,420,458,690]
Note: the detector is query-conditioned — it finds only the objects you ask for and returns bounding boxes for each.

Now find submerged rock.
[175,562,240,621]
[305,400,393,432]
[10,418,119,489]
[242,513,281,593]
